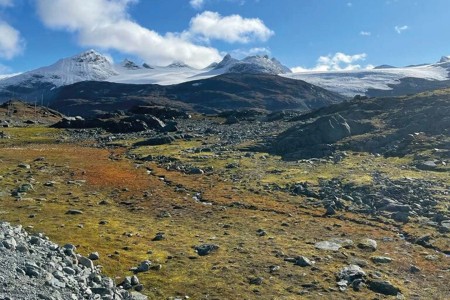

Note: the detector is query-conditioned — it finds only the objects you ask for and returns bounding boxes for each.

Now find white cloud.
[187,11,274,43]
[0,21,24,59]
[190,0,205,9]
[36,1,273,68]
[291,52,372,73]
[360,31,371,36]
[229,47,271,58]
[0,0,13,7]
[394,25,409,34]
[35,0,223,69]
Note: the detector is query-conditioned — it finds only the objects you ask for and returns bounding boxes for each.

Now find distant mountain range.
[0,50,449,104]
[282,56,450,97]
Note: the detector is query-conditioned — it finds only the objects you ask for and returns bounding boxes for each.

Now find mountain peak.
[214,54,239,70]
[439,56,450,63]
[72,49,109,63]
[121,59,140,70]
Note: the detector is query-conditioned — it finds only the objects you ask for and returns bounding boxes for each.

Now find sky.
[1,0,450,74]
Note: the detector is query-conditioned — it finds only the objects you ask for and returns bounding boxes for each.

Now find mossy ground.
[0,127,449,299]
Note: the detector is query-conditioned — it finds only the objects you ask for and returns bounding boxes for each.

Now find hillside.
[47,73,347,116]
[270,88,450,162]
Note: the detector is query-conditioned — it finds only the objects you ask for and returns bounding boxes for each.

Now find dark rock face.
[52,114,165,133]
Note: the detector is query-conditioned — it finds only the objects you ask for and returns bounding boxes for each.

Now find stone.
[88,252,99,260]
[294,256,313,267]
[2,237,17,249]
[131,275,140,286]
[392,211,409,223]
[134,284,144,292]
[324,206,336,216]
[65,210,83,215]
[18,184,34,193]
[256,229,267,236]
[135,260,151,273]
[249,277,263,285]
[368,280,400,296]
[187,167,204,175]
[357,238,377,252]
[63,267,76,275]
[371,256,392,264]
[409,265,421,273]
[152,232,165,241]
[195,244,219,256]
[78,256,94,269]
[315,241,341,251]
[130,291,148,300]
[337,265,366,284]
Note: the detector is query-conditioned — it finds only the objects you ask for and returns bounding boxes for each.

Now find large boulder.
[271,113,351,159]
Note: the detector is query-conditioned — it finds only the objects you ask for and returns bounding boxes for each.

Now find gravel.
[0,221,147,300]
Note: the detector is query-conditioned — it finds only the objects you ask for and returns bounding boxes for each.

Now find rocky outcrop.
[271,114,353,159]
[52,115,166,133]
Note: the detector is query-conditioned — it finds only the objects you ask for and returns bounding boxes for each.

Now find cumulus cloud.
[292,52,373,73]
[394,25,409,34]
[360,31,371,36]
[0,21,24,59]
[36,1,273,68]
[0,0,13,7]
[187,11,274,43]
[36,0,223,68]
[190,0,205,9]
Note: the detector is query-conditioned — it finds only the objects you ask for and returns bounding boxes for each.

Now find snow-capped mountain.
[0,50,117,89]
[1,49,449,102]
[212,54,292,75]
[439,56,450,63]
[0,51,293,98]
[283,57,450,97]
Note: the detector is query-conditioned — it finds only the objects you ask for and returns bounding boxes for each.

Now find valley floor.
[0,121,449,299]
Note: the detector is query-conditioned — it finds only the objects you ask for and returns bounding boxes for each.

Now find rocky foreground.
[0,222,147,300]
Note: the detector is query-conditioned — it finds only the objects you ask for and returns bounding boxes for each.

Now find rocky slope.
[269,89,450,162]
[0,222,147,300]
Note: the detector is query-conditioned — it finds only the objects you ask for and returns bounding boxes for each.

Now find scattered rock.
[357,238,377,252]
[370,256,392,264]
[315,241,341,251]
[152,232,165,241]
[368,280,400,296]
[195,244,219,256]
[249,277,263,285]
[65,209,83,215]
[294,256,313,267]
[88,252,100,260]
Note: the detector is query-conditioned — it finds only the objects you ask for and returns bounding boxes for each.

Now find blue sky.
[1,0,450,74]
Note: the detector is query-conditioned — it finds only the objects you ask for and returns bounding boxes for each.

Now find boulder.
[368,280,400,295]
